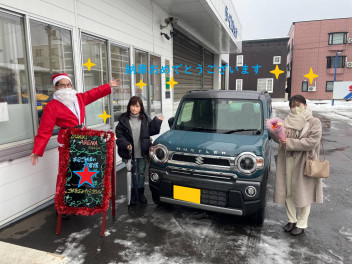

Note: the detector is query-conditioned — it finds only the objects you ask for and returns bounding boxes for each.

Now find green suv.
[149,90,272,225]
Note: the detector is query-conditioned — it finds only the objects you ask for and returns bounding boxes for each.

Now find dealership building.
[0,0,242,227]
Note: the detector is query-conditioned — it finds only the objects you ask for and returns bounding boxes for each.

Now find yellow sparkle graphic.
[83,58,96,71]
[304,67,319,84]
[98,110,111,123]
[270,65,285,79]
[136,79,147,90]
[166,77,178,89]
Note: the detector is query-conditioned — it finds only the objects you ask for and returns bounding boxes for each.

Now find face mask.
[291,106,305,115]
[296,106,305,115]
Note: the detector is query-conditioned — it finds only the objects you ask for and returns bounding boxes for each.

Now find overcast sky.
[233,0,352,40]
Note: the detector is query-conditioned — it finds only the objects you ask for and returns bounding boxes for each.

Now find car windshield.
[174,98,263,134]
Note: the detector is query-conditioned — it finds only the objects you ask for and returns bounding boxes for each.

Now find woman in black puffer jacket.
[115,96,163,204]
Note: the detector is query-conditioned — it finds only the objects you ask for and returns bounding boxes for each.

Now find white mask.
[54,88,77,107]
[291,105,305,115]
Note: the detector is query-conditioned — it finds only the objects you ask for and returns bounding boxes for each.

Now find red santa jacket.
[33,84,111,156]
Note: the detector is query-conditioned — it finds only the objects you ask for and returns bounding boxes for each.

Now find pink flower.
[265,117,286,141]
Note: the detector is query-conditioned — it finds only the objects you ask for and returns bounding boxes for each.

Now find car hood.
[154,129,267,157]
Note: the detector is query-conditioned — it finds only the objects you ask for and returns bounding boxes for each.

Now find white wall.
[0,149,58,226]
[0,0,173,227]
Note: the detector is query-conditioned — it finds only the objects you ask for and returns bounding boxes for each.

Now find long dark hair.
[289,94,306,108]
[126,95,145,119]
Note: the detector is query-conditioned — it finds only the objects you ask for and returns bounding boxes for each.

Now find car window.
[175,98,263,134]
[177,101,194,125]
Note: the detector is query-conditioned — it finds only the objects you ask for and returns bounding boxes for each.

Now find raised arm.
[81,78,121,105]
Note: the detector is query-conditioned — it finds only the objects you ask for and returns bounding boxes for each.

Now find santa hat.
[52,73,72,86]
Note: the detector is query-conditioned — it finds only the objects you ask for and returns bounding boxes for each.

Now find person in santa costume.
[30,73,121,193]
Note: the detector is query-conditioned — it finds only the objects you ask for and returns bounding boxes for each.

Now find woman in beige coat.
[273,95,323,236]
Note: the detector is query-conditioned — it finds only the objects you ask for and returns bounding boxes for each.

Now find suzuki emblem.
[195,156,204,165]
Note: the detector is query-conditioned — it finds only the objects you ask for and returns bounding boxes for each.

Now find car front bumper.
[149,166,266,216]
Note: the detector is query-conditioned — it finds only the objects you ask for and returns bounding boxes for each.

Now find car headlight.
[149,144,169,163]
[235,152,264,175]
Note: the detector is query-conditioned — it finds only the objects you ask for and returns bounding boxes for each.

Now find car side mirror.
[168,117,174,128]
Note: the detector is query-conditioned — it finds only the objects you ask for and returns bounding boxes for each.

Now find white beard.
[54,88,77,107]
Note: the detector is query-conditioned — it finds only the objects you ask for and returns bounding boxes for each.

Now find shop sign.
[225,6,238,38]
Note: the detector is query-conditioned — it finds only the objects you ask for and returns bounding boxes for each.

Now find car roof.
[183,90,271,102]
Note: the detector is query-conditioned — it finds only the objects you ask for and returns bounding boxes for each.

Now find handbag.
[304,140,330,178]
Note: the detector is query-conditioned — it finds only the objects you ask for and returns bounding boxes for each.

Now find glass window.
[257,78,273,93]
[236,79,243,90]
[174,99,262,134]
[273,56,281,64]
[134,50,148,112]
[326,81,334,92]
[0,12,34,147]
[236,55,243,67]
[302,81,308,92]
[257,79,266,92]
[110,44,130,121]
[266,79,273,93]
[30,21,74,134]
[328,33,347,45]
[81,34,108,127]
[176,101,194,125]
[327,56,345,68]
[150,55,162,115]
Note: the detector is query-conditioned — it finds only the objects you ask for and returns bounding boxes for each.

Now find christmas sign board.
[55,128,114,216]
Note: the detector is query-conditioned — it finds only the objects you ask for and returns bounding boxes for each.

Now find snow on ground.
[116,195,127,205]
[55,228,91,264]
[109,210,344,264]
[339,227,352,243]
[272,100,352,122]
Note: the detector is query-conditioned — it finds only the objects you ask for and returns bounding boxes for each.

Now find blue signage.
[225,6,238,38]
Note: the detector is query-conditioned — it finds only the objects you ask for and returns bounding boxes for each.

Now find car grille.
[171,153,231,167]
[201,189,227,207]
[167,166,236,181]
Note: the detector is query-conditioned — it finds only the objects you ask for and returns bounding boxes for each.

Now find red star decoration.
[73,162,99,188]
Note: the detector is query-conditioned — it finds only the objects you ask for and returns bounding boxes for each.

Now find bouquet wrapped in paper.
[265,117,286,141]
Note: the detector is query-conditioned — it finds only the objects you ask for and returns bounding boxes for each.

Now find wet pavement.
[1,107,352,264]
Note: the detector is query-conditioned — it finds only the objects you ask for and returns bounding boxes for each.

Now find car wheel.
[152,191,160,204]
[252,204,265,226]
[252,185,267,226]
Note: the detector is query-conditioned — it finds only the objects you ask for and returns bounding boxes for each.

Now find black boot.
[130,188,137,205]
[138,187,148,204]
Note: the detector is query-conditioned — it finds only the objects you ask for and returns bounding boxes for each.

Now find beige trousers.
[285,156,311,229]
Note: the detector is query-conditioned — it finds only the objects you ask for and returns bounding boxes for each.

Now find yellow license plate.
[173,185,201,204]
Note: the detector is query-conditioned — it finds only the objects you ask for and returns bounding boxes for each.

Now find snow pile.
[272,100,352,111]
[272,100,352,121]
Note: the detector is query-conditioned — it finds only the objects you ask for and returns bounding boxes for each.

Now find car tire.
[252,204,265,226]
[152,192,160,204]
[252,181,267,226]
